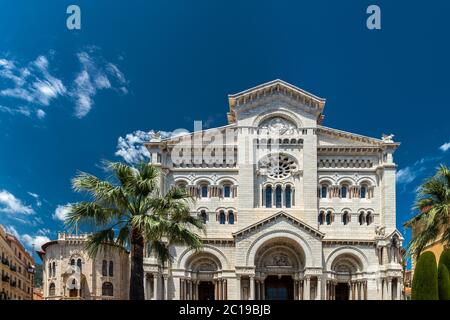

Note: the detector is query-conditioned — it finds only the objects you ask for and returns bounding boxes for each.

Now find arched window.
[318,211,325,225]
[102,260,107,276]
[320,185,328,198]
[77,259,82,273]
[342,211,350,225]
[70,259,75,266]
[360,185,368,199]
[49,283,55,296]
[275,186,282,208]
[341,185,348,199]
[265,186,272,208]
[200,184,208,198]
[52,262,56,278]
[48,262,51,277]
[219,210,226,224]
[199,210,207,223]
[359,212,366,225]
[102,282,114,296]
[223,184,231,198]
[228,211,235,225]
[285,185,292,208]
[109,261,114,277]
[326,211,333,225]
[366,212,373,225]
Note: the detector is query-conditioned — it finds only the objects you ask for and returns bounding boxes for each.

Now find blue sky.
[1,0,450,260]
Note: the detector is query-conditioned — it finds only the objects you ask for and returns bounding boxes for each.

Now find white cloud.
[71,51,128,118]
[27,192,42,207]
[397,167,417,184]
[0,189,34,215]
[0,55,67,106]
[115,129,189,164]
[1,49,128,120]
[440,142,450,152]
[5,225,50,251]
[21,234,50,251]
[53,203,72,221]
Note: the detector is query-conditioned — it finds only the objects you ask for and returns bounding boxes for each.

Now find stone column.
[317,277,322,300]
[294,280,298,300]
[349,282,353,300]
[250,276,255,300]
[261,281,265,300]
[387,278,392,300]
[189,280,193,300]
[223,279,227,300]
[164,276,168,300]
[304,277,310,300]
[396,278,401,300]
[236,276,241,300]
[153,274,158,300]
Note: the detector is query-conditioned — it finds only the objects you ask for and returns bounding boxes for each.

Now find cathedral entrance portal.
[335,283,349,300]
[265,275,294,300]
[198,281,215,300]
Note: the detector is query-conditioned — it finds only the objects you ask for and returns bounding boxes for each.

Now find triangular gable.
[227,79,326,124]
[318,126,386,147]
[233,211,324,239]
[386,229,405,241]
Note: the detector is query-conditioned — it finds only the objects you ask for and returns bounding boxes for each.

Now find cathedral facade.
[144,79,403,300]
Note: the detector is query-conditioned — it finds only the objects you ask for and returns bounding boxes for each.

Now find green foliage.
[33,264,43,288]
[412,251,439,300]
[439,249,450,272]
[438,263,450,300]
[407,164,450,257]
[67,161,205,300]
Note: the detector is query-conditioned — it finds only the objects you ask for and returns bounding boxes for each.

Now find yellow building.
[0,224,35,300]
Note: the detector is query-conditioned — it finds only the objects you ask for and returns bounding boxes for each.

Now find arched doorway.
[184,252,225,300]
[329,253,365,300]
[198,281,215,300]
[265,275,294,300]
[254,237,305,300]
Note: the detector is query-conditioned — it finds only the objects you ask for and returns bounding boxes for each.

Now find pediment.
[227,79,326,124]
[317,126,386,147]
[233,211,324,240]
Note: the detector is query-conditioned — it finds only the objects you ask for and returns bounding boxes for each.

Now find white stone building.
[144,79,404,301]
[38,233,129,300]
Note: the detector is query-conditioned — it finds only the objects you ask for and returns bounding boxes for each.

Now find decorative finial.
[381,133,394,143]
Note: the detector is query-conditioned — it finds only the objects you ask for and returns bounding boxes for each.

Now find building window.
[52,262,56,278]
[360,185,367,198]
[102,260,107,276]
[70,259,75,266]
[102,282,114,296]
[109,261,114,277]
[77,259,82,273]
[199,210,207,223]
[265,186,272,208]
[49,283,55,296]
[366,212,373,225]
[219,210,226,224]
[342,211,350,225]
[326,211,333,225]
[200,184,208,198]
[223,185,231,198]
[359,212,366,225]
[320,185,328,198]
[318,211,325,225]
[285,185,292,208]
[228,211,235,225]
[275,186,282,208]
[341,185,348,198]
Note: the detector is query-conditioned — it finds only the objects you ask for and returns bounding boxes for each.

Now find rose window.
[261,154,297,179]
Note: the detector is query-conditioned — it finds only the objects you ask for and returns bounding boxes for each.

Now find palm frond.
[65,202,121,229]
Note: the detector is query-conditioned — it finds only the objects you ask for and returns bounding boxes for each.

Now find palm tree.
[407,164,450,258]
[65,161,204,300]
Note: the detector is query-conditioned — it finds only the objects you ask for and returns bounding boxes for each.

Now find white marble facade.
[144,79,404,300]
